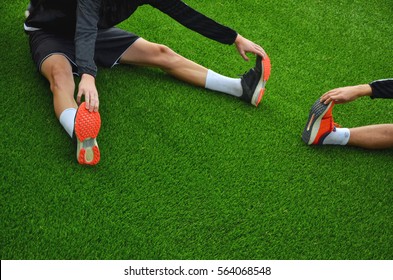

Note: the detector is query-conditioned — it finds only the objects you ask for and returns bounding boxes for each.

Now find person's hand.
[320,84,372,105]
[77,74,99,112]
[234,34,267,61]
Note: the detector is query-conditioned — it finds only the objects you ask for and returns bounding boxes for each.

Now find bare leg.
[40,55,77,119]
[40,54,101,164]
[119,38,265,105]
[119,38,208,87]
[348,124,393,149]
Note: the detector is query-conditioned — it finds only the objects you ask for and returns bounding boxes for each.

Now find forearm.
[354,84,373,98]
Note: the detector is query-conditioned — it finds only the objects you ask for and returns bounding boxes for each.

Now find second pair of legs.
[302,100,393,149]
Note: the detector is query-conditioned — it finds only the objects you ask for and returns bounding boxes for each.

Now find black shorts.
[28,27,140,73]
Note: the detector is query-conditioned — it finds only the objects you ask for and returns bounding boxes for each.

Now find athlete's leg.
[40,54,77,119]
[348,124,393,149]
[29,28,101,164]
[119,38,268,106]
[302,99,393,149]
[40,54,101,164]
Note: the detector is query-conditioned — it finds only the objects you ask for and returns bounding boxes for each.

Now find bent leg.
[41,54,101,164]
[348,124,393,149]
[40,54,77,119]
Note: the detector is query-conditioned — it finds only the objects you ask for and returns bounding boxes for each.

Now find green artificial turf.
[1,0,392,260]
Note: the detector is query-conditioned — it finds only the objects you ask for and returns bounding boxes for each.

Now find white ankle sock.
[323,127,350,145]
[59,108,77,138]
[205,69,243,97]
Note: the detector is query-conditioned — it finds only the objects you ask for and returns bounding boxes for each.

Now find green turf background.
[1,0,392,260]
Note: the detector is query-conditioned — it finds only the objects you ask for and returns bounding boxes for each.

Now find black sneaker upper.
[240,56,262,103]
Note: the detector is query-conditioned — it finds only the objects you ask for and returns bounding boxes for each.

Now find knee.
[41,56,75,95]
[49,65,74,94]
[154,44,181,69]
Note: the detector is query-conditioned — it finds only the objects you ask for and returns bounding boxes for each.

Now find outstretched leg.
[119,38,269,106]
[302,99,393,149]
[348,124,393,149]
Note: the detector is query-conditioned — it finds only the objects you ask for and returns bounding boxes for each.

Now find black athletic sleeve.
[370,79,393,99]
[75,0,101,77]
[145,0,238,45]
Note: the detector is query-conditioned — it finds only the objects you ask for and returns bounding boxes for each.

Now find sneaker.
[74,102,101,165]
[302,99,336,145]
[240,55,271,106]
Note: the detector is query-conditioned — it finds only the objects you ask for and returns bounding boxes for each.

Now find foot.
[302,99,335,145]
[240,55,271,106]
[74,102,101,165]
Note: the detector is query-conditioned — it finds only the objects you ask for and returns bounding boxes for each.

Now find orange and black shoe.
[302,99,337,145]
[74,102,101,165]
[240,54,271,106]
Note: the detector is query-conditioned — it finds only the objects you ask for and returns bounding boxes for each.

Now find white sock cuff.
[323,127,350,145]
[338,128,350,145]
[205,69,214,88]
[205,69,242,97]
[59,108,77,138]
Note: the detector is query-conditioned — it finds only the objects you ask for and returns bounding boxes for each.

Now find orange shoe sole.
[254,55,271,107]
[74,102,101,165]
[262,55,272,83]
[302,100,334,145]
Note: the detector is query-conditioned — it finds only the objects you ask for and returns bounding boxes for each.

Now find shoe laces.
[240,66,257,77]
